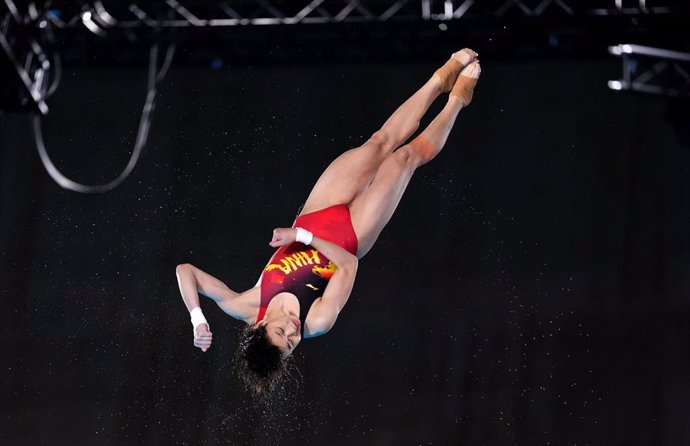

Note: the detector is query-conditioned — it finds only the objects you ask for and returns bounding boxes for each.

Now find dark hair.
[234,324,289,395]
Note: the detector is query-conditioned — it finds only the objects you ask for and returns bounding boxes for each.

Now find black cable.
[33,42,175,193]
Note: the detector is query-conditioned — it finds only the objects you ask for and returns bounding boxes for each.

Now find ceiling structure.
[2,0,688,192]
[4,1,688,63]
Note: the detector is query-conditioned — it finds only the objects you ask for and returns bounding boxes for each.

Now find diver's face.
[259,315,302,357]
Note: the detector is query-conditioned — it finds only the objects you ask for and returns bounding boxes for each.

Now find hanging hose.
[33,42,175,193]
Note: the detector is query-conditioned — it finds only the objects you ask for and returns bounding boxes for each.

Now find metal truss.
[16,0,683,32]
[608,44,690,97]
[0,1,52,113]
[3,0,686,111]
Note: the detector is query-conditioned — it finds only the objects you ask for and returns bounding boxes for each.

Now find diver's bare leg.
[299,50,477,215]
[299,81,440,215]
[349,61,481,257]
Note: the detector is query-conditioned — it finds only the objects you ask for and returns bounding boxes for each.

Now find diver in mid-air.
[176,48,481,394]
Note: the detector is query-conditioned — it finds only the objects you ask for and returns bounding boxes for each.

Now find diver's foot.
[451,60,481,107]
[434,48,478,93]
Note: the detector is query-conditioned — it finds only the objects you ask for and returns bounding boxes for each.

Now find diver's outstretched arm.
[175,263,240,351]
[176,263,238,307]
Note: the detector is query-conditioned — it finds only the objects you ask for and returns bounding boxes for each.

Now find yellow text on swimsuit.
[265,250,322,275]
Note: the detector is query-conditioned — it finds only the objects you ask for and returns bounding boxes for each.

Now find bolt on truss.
[608,44,690,97]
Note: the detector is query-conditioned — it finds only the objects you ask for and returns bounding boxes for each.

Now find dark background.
[1,3,689,445]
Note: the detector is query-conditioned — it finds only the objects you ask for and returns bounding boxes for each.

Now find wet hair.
[234,324,289,395]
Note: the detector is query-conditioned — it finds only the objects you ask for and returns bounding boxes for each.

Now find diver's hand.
[193,323,212,352]
[270,227,296,248]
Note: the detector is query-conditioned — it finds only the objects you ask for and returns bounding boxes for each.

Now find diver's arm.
[176,263,237,305]
[176,263,247,320]
[307,236,358,271]
[269,227,358,270]
[304,260,357,336]
[175,263,217,351]
[303,236,358,335]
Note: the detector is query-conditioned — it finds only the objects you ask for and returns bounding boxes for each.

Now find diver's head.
[234,318,301,395]
[258,314,302,357]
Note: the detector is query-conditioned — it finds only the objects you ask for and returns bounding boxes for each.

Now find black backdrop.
[1,53,689,444]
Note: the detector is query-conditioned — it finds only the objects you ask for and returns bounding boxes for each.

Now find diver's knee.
[394,145,423,171]
[367,130,396,153]
[406,135,437,165]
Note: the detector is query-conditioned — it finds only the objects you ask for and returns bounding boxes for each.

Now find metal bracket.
[0,0,50,113]
[608,44,690,97]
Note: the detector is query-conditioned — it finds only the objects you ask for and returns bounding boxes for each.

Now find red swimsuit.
[256,204,358,330]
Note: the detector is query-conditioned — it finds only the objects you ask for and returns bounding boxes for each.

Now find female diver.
[176,49,481,394]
